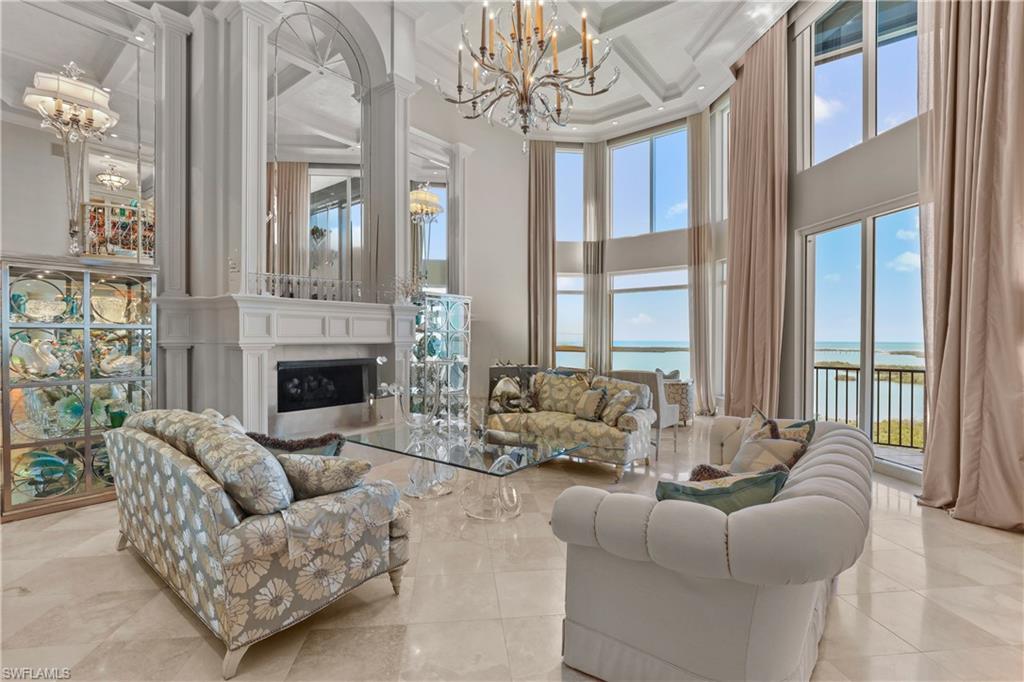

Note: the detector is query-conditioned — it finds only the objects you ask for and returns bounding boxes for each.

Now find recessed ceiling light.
[103,154,111,158]
[697,84,706,91]
[102,87,111,92]
[134,35,145,43]
[110,133,118,138]
[657,106,665,111]
[611,120,619,125]
[572,127,578,131]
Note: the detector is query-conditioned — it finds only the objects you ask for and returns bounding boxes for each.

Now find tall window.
[555,274,585,368]
[876,1,917,133]
[713,259,728,397]
[813,1,864,164]
[810,0,918,165]
[610,269,689,377]
[610,127,688,237]
[423,183,448,293]
[555,149,584,242]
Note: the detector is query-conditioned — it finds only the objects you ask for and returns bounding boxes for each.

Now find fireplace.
[276,358,377,413]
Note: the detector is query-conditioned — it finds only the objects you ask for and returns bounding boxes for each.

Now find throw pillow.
[731,408,817,473]
[534,371,590,413]
[489,376,525,414]
[688,464,732,481]
[275,454,372,500]
[600,389,639,427]
[656,368,681,380]
[574,387,608,421]
[592,376,653,409]
[655,470,789,514]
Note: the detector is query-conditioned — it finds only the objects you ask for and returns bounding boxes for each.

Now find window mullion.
[648,138,655,233]
[864,0,878,140]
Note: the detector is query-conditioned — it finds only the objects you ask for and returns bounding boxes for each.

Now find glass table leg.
[404,459,456,499]
[459,474,522,521]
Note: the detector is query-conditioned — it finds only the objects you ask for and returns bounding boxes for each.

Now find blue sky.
[813,206,923,344]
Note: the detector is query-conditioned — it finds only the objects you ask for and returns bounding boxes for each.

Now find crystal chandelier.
[96,164,130,191]
[23,62,119,255]
[436,1,618,148]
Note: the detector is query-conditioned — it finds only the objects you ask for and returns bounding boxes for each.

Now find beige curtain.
[528,140,556,367]
[687,110,716,416]
[724,19,788,418]
[266,161,310,276]
[917,1,1024,530]
[583,141,609,374]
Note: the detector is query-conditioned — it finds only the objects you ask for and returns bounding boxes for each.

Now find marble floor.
[1,421,1021,681]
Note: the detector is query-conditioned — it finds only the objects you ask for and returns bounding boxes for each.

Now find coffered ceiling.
[405,0,794,140]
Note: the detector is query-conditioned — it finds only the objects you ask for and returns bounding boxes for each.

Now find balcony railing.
[813,365,927,449]
[248,272,361,302]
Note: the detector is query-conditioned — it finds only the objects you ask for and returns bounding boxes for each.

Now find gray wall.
[408,85,530,399]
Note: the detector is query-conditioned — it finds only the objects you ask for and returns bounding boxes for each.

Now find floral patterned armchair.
[105,410,412,679]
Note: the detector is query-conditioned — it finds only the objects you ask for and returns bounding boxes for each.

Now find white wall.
[408,85,529,398]
[0,121,69,257]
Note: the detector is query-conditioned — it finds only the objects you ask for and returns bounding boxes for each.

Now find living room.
[0,1,1021,681]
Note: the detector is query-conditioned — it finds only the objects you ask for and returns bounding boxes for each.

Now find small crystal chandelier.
[23,62,119,255]
[409,185,443,284]
[96,164,130,191]
[436,0,618,149]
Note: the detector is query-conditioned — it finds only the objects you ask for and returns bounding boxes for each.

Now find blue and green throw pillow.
[730,407,816,473]
[655,469,789,514]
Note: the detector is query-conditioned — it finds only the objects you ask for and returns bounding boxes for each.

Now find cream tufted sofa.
[551,418,874,681]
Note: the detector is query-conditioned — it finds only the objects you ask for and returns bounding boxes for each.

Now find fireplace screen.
[277,359,375,413]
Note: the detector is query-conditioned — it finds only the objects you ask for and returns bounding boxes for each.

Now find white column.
[215,1,279,294]
[239,344,273,433]
[364,75,419,302]
[446,142,474,295]
[150,5,191,297]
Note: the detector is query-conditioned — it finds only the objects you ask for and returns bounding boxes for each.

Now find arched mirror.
[265,1,365,301]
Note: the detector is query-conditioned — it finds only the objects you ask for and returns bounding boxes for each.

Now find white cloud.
[895,228,917,241]
[629,312,654,326]
[667,201,688,217]
[814,95,844,122]
[823,273,841,283]
[887,251,921,272]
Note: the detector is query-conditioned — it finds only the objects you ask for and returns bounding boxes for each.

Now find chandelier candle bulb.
[489,13,495,57]
[457,44,463,88]
[473,61,479,90]
[552,31,559,71]
[516,0,522,41]
[581,10,587,57]
[588,36,594,67]
[537,0,543,34]
[481,2,488,55]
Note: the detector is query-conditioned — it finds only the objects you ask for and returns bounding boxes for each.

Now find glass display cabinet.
[1,259,157,521]
[410,293,471,426]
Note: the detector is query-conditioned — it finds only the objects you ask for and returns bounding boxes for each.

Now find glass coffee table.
[350,425,585,521]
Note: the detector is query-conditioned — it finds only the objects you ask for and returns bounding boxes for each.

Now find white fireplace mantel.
[159,294,418,432]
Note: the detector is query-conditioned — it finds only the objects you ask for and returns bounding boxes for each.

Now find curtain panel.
[917,0,1024,530]
[687,109,716,416]
[583,141,609,374]
[528,140,557,368]
[266,161,311,276]
[724,19,788,418]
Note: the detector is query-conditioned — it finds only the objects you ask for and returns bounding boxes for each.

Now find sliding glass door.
[804,205,925,469]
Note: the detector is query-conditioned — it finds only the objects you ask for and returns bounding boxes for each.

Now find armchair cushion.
[279,480,402,558]
[275,454,371,500]
[126,409,295,515]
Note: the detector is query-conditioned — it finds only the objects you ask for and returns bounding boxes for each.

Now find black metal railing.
[813,365,927,449]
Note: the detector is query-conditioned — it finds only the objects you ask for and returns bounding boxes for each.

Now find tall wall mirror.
[265,1,365,301]
[1,0,156,262]
[408,151,450,294]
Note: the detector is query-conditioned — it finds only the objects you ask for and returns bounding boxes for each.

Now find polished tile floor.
[1,420,1021,681]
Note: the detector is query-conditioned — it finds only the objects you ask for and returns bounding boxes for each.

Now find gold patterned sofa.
[486,370,656,477]
[105,409,412,679]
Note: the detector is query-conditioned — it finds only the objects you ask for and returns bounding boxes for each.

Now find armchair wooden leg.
[674,423,679,453]
[222,644,250,680]
[115,531,129,551]
[388,567,405,595]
